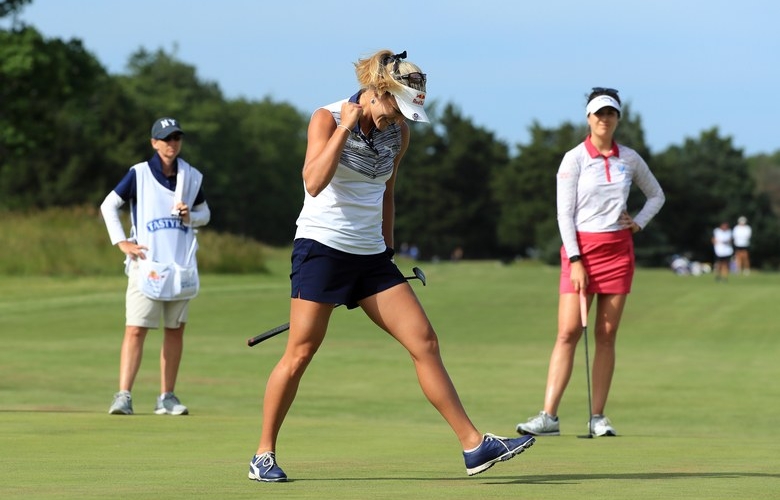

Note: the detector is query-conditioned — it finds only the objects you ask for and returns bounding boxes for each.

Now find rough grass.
[0,206,273,275]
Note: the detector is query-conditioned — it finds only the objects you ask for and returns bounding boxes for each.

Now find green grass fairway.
[1,259,779,499]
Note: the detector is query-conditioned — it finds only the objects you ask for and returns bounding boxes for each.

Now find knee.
[125,326,148,340]
[164,327,185,339]
[555,328,581,346]
[420,331,441,356]
[282,345,319,376]
[408,328,441,361]
[594,329,618,348]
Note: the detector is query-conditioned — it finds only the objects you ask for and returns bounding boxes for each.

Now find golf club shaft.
[580,290,594,436]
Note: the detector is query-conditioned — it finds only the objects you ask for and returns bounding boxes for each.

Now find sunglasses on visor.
[397,72,427,91]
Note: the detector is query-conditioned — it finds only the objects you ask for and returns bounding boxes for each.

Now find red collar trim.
[584,136,620,158]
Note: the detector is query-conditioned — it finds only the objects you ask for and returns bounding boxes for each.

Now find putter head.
[578,420,594,439]
[412,266,426,286]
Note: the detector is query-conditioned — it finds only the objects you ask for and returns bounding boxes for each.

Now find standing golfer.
[248,49,534,482]
[516,88,664,437]
[712,221,734,281]
[100,117,210,416]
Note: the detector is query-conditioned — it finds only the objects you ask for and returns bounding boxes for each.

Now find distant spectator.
[451,246,464,262]
[690,261,705,276]
[670,254,691,275]
[711,221,733,281]
[732,216,752,275]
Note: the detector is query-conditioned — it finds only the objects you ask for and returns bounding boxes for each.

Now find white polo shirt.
[557,137,665,258]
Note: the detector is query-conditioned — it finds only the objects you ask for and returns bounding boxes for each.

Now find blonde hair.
[354,49,425,94]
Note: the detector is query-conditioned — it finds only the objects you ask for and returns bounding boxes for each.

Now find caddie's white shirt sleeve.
[100,190,128,245]
[186,201,210,228]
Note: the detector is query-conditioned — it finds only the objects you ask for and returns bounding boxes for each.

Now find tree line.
[3,2,780,269]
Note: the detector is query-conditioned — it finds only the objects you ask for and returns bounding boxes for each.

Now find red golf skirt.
[560,229,635,294]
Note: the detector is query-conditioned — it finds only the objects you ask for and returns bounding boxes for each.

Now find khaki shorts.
[126,261,189,329]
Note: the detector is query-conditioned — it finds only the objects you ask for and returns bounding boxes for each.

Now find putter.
[577,290,594,439]
[246,266,427,347]
[407,266,426,286]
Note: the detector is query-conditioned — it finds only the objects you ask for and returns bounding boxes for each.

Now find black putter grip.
[247,322,291,347]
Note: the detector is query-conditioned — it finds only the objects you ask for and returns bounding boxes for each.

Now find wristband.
[569,255,582,264]
[337,124,351,134]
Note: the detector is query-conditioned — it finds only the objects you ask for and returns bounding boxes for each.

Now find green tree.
[395,103,509,259]
[0,26,139,208]
[205,97,307,245]
[748,151,780,216]
[493,121,581,262]
[0,0,31,19]
[653,127,780,267]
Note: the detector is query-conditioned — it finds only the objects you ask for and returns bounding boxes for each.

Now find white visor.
[586,95,621,116]
[389,85,429,123]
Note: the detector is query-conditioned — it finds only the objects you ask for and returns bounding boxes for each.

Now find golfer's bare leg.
[360,283,483,450]
[591,294,626,415]
[256,299,332,454]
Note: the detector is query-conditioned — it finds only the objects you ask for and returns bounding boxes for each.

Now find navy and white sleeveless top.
[295,93,403,254]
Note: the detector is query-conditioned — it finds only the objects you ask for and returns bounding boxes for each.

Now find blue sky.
[8,0,780,155]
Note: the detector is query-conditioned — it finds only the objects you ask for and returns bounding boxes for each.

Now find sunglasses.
[592,87,619,95]
[381,52,427,91]
[398,72,427,91]
[161,134,183,142]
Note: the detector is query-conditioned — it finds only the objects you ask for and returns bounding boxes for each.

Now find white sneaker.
[590,415,617,436]
[154,392,189,415]
[108,391,133,415]
[516,411,560,436]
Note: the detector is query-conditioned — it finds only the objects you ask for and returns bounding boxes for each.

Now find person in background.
[100,117,210,416]
[247,50,534,483]
[712,221,733,281]
[516,87,665,438]
[732,216,752,275]
[670,254,691,275]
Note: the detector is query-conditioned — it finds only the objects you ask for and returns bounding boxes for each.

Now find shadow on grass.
[489,471,780,484]
[294,472,780,483]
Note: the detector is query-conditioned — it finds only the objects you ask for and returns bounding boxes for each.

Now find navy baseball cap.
[151,117,184,139]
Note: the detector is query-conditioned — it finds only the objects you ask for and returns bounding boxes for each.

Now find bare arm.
[381,121,410,249]
[302,101,363,197]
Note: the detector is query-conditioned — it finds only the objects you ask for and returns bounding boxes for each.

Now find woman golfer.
[516,87,665,438]
[247,49,534,482]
